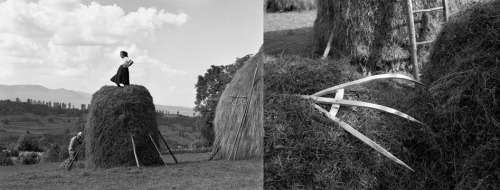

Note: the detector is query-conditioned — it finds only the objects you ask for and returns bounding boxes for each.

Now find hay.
[210,50,264,160]
[85,85,164,169]
[264,55,426,189]
[418,0,500,188]
[313,0,486,73]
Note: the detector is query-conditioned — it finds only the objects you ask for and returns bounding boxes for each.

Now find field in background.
[0,112,202,150]
[264,10,316,57]
[0,152,263,189]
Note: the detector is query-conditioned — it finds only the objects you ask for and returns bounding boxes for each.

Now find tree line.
[0,98,90,116]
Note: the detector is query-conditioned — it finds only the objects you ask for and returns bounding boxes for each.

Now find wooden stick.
[412,6,443,13]
[149,133,167,167]
[130,135,140,167]
[416,39,435,45]
[157,130,178,164]
[406,0,420,81]
[442,0,449,21]
[322,30,335,60]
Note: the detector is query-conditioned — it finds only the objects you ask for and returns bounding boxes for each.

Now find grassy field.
[0,152,263,190]
[0,113,202,150]
[264,10,316,57]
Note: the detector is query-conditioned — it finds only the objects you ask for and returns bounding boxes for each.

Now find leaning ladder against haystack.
[299,74,426,171]
[321,0,450,81]
[406,0,449,81]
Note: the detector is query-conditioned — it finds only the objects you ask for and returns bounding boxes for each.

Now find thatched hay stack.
[85,85,164,169]
[418,1,500,188]
[313,0,486,73]
[211,50,264,160]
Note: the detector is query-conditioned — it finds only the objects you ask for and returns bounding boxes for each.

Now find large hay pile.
[211,51,264,160]
[418,0,500,188]
[264,55,428,189]
[85,85,164,169]
[313,0,485,73]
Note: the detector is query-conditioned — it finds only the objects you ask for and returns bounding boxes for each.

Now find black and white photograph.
[263,0,499,189]
[1,0,500,189]
[0,0,263,189]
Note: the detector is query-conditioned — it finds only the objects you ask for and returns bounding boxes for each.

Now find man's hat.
[77,132,82,137]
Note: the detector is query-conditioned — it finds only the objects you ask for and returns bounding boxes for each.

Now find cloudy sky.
[0,0,263,108]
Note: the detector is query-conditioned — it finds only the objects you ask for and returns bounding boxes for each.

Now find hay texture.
[418,1,500,188]
[313,0,486,73]
[263,55,428,189]
[211,51,264,160]
[85,85,164,169]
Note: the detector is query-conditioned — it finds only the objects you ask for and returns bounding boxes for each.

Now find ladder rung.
[416,40,435,45]
[413,7,443,14]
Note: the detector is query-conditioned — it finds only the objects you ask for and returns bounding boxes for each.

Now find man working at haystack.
[68,132,83,162]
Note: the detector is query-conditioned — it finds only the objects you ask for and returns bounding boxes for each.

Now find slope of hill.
[0,85,91,107]
[0,84,197,116]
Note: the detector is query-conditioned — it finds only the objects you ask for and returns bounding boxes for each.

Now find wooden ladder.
[406,0,449,81]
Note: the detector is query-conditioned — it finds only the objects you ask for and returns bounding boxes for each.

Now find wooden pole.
[157,130,178,164]
[130,135,140,167]
[406,0,420,81]
[322,30,335,60]
[442,0,449,21]
[149,133,167,167]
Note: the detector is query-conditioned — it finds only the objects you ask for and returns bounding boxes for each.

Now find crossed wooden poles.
[130,130,178,167]
[65,130,177,170]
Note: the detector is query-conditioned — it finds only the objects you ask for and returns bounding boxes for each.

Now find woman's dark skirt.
[110,65,130,85]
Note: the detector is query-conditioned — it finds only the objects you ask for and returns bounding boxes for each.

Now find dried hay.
[313,0,486,73]
[264,55,426,189]
[85,85,164,169]
[210,50,264,160]
[419,0,500,188]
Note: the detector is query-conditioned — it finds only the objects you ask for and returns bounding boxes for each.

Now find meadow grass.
[0,152,263,190]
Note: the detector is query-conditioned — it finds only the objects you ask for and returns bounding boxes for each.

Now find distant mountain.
[0,84,196,116]
[0,84,92,108]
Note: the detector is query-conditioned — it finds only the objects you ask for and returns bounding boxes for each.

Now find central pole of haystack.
[406,0,419,81]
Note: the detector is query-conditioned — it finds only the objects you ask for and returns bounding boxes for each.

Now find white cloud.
[0,0,188,81]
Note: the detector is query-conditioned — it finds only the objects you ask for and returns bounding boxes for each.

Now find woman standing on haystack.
[110,51,134,87]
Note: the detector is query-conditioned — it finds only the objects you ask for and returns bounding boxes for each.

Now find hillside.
[0,84,197,116]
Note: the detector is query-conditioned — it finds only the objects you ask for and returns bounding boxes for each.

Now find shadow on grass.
[264,27,316,58]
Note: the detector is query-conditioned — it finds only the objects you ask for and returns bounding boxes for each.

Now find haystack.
[418,1,500,188]
[313,0,485,72]
[210,50,264,160]
[85,85,164,169]
[263,55,427,189]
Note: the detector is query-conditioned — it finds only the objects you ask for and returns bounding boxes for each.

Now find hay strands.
[313,104,415,172]
[300,95,426,126]
[149,133,167,167]
[130,135,140,168]
[228,56,261,161]
[157,130,178,164]
[297,74,427,171]
[313,74,424,97]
